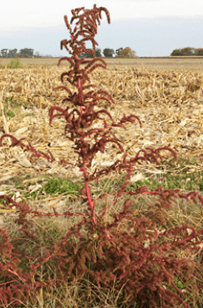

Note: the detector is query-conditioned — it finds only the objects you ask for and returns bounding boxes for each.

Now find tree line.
[2,46,203,58]
[170,47,203,56]
[0,48,55,58]
[0,47,137,58]
[79,47,136,58]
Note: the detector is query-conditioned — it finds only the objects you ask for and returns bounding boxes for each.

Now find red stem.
[76,55,96,226]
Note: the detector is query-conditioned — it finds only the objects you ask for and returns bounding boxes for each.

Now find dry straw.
[0,5,203,307]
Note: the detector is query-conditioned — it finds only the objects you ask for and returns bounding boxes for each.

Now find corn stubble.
[0,5,203,308]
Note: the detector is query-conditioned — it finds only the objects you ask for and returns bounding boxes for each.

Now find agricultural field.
[0,58,203,307]
[1,56,203,70]
[1,58,203,179]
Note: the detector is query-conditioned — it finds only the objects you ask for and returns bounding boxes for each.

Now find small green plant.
[0,97,15,118]
[23,101,28,108]
[0,96,32,118]
[177,280,184,289]
[43,177,81,195]
[21,176,81,201]
[23,112,35,117]
[7,58,23,69]
[4,108,15,118]
[24,189,43,201]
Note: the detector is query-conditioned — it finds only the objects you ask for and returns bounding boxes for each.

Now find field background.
[0,58,203,306]
[1,56,203,70]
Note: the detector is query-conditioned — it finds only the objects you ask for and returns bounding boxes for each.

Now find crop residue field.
[1,56,203,70]
[1,64,203,182]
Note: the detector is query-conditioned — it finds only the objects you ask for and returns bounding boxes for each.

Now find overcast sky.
[1,0,203,57]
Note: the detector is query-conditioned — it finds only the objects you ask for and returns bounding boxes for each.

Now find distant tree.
[103,48,114,57]
[115,47,123,57]
[0,49,8,58]
[170,49,183,56]
[7,49,18,58]
[117,47,136,58]
[86,51,93,58]
[14,51,20,58]
[198,49,203,56]
[34,51,42,58]
[79,51,93,58]
[95,48,102,57]
[181,47,195,56]
[79,48,102,58]
[19,48,34,57]
[194,48,203,56]
[171,47,195,56]
[0,48,47,58]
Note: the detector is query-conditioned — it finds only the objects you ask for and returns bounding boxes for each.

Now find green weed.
[0,96,32,118]
[7,58,23,69]
[43,176,81,196]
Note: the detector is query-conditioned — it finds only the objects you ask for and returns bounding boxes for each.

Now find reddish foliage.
[0,5,203,307]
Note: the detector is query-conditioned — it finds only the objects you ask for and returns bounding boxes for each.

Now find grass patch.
[0,58,24,69]
[91,156,203,197]
[0,173,83,204]
[1,156,203,203]
[7,58,24,69]
[0,95,34,118]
